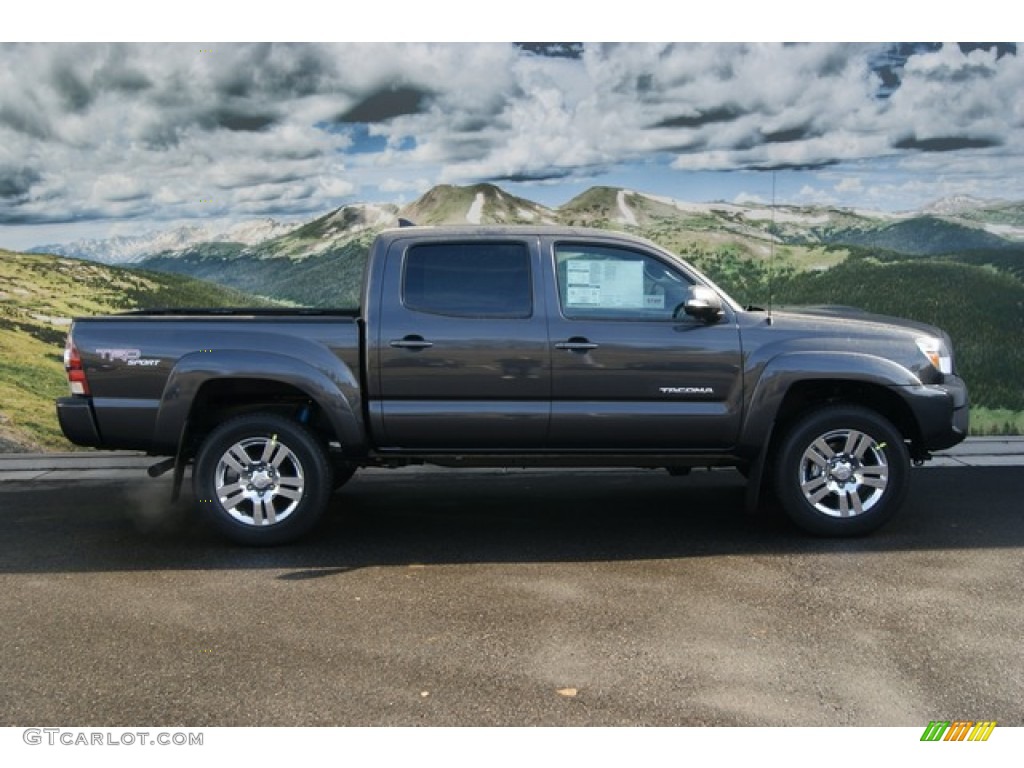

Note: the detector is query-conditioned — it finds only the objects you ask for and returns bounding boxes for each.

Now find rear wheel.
[774,405,909,536]
[193,413,332,545]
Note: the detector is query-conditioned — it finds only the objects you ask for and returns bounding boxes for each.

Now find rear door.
[371,236,551,449]
[544,237,743,450]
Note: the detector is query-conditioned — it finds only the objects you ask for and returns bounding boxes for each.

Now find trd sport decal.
[96,348,160,367]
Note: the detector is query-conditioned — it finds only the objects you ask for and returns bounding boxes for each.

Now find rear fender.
[152,349,364,455]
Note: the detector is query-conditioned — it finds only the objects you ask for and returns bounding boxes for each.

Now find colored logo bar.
[921,721,997,741]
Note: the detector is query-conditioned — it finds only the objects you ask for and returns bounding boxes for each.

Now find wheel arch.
[740,352,926,459]
[152,349,366,459]
[771,379,921,452]
[740,362,925,513]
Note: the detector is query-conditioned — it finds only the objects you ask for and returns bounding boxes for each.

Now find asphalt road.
[1,466,1021,727]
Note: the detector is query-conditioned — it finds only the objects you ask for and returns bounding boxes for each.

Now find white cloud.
[1,42,1022,242]
[379,177,431,194]
[734,191,767,206]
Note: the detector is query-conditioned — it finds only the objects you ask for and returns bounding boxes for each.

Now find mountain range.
[34,183,1024,262]
[33,218,301,265]
[27,183,1024,309]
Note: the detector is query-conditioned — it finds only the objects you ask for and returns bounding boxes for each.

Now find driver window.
[555,244,694,321]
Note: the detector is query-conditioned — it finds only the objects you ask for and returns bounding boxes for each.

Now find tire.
[773,405,909,536]
[193,413,332,545]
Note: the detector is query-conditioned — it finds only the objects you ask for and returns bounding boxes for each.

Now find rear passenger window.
[403,242,532,318]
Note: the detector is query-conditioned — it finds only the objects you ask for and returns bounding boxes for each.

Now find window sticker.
[565,260,644,308]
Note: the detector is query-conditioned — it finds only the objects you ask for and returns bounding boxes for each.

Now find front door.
[544,239,743,450]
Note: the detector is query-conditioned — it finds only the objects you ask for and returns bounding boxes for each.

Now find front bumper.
[900,375,969,452]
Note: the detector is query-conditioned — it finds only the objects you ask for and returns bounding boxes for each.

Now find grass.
[0,249,279,451]
[0,330,69,449]
[969,408,1024,436]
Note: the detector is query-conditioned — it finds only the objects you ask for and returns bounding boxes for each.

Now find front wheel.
[773,405,910,536]
[193,413,332,545]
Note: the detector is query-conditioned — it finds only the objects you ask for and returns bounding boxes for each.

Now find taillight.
[64,334,90,396]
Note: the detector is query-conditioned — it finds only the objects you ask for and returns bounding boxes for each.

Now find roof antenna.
[767,170,776,326]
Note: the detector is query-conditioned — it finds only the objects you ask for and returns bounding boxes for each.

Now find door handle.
[389,335,434,350]
[555,337,599,352]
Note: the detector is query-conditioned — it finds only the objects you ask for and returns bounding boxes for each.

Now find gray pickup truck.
[57,225,969,544]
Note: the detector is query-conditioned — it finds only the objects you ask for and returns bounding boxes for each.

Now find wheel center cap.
[832,462,853,482]
[251,470,273,490]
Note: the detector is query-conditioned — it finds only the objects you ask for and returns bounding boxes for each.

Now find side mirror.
[682,286,725,323]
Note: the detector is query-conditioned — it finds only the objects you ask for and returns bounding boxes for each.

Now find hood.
[736,304,955,384]
[768,304,946,340]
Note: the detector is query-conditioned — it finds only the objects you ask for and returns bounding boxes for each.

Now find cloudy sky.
[1,41,1022,250]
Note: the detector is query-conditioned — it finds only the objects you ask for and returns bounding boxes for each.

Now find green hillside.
[0,250,279,451]
[257,203,398,259]
[559,186,624,226]
[908,249,1024,283]
[955,201,1024,227]
[773,253,1024,414]
[143,235,372,309]
[820,216,1015,255]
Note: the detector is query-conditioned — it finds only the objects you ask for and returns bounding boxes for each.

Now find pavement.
[0,437,1022,482]
[2,463,1024,727]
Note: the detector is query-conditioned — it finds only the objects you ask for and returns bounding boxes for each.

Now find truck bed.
[58,310,363,454]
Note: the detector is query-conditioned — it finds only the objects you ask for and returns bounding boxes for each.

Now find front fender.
[738,351,920,453]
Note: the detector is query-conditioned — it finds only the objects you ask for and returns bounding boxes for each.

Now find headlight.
[916,336,952,375]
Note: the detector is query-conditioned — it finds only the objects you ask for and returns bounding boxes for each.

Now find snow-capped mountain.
[32,218,301,263]
[921,195,993,216]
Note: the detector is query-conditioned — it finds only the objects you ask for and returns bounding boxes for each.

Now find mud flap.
[743,426,773,515]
